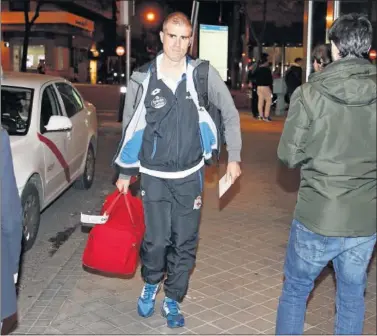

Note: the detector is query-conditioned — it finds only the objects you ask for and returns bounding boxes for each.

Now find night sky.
[140,0,304,45]
[118,0,375,59]
[147,0,373,47]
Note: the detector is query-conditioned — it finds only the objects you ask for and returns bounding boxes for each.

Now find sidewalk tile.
[86,320,119,334]
[106,313,138,328]
[154,325,191,334]
[119,321,154,334]
[226,324,259,335]
[27,326,47,334]
[191,323,223,334]
[212,316,239,331]
[228,310,258,324]
[212,303,241,316]
[184,315,207,329]
[67,311,102,326]
[42,327,62,334]
[247,317,275,332]
[196,309,224,322]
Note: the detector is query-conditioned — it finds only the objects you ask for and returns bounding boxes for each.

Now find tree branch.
[30,0,44,25]
[242,1,260,45]
[258,0,267,41]
[23,0,30,26]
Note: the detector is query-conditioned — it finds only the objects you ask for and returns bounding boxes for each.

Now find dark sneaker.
[161,297,185,328]
[263,117,272,122]
[137,283,160,318]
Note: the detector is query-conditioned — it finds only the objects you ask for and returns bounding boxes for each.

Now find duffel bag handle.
[104,191,135,226]
[124,193,135,227]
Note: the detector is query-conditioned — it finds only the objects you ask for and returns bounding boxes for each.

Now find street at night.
[1,0,376,335]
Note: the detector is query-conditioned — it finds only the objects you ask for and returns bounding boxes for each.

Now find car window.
[55,83,83,118]
[1,86,34,136]
[40,85,62,131]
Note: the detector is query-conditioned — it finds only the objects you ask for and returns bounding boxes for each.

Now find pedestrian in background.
[312,44,332,72]
[254,53,273,122]
[1,128,23,335]
[276,13,376,335]
[37,59,46,74]
[284,57,303,104]
[247,62,259,119]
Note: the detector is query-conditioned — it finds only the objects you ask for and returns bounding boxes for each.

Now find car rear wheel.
[74,144,95,190]
[21,183,41,252]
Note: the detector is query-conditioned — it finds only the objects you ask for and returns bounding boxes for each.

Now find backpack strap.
[194,61,210,110]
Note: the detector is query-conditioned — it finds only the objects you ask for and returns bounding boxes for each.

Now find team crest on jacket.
[151,95,167,109]
[193,196,202,210]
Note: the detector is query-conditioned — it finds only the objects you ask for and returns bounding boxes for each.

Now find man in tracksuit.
[113,12,242,328]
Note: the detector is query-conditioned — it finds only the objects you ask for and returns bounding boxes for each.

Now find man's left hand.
[226,162,241,184]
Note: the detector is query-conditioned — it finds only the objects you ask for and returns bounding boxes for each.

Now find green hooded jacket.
[278,57,376,237]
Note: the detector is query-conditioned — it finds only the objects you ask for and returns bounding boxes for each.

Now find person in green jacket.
[275,13,376,335]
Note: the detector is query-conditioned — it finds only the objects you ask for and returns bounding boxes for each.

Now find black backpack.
[193,61,225,165]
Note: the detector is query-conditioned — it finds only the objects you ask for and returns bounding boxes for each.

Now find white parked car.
[1,72,98,251]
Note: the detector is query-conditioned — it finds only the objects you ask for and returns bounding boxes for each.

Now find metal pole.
[125,25,131,87]
[326,1,341,42]
[118,0,132,122]
[326,1,334,43]
[303,0,314,83]
[275,43,286,116]
[242,17,249,87]
[190,0,200,56]
[333,0,341,21]
[190,0,196,25]
[280,44,285,78]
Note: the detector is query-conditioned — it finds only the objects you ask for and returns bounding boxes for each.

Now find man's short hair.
[162,12,192,34]
[328,13,372,58]
[294,57,303,63]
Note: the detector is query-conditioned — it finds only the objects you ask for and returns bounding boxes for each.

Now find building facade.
[1,0,113,82]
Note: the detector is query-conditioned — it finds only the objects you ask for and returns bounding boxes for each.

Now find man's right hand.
[116,177,130,193]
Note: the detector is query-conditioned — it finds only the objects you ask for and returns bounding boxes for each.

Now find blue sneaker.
[161,297,185,328]
[137,283,159,318]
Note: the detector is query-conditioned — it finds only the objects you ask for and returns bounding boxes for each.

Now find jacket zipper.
[174,76,187,170]
[151,135,157,159]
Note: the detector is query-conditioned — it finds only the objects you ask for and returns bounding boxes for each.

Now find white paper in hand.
[219,174,232,198]
[80,213,109,225]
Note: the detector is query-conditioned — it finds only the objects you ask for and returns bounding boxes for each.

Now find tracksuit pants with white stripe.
[140,168,204,302]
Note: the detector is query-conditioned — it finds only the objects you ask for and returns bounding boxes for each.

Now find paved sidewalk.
[13,114,376,335]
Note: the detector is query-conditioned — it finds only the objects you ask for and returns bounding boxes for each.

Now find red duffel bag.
[82,189,145,276]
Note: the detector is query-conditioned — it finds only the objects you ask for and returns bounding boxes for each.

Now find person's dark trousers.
[251,87,259,118]
[140,168,204,303]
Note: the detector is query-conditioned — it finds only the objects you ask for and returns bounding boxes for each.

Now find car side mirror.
[45,115,72,132]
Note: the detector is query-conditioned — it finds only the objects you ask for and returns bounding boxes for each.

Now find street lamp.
[115,46,125,85]
[145,11,156,22]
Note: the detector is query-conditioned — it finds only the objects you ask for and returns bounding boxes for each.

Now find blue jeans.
[276,219,376,335]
